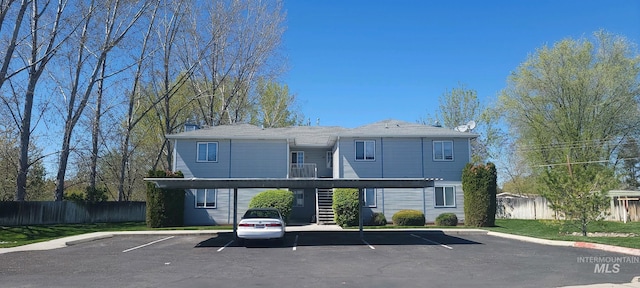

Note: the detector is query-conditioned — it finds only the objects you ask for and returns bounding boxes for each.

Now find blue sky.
[282,0,640,128]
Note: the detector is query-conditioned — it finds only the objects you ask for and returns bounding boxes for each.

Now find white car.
[236,208,286,246]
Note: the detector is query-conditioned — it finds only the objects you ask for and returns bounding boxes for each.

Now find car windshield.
[243,209,280,219]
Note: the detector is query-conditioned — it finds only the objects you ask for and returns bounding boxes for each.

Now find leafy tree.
[618,138,640,190]
[250,79,304,128]
[499,31,640,235]
[462,163,497,227]
[421,83,502,163]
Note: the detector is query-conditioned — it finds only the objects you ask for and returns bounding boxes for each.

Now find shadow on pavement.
[194,230,482,248]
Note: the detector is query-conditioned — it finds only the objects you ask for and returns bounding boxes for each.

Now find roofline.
[165,134,478,140]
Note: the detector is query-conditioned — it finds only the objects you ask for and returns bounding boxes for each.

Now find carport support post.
[359,188,364,239]
[233,188,238,238]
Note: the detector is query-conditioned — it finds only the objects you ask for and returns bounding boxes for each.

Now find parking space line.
[293,235,299,251]
[361,239,375,250]
[217,240,234,252]
[410,234,453,250]
[122,236,175,253]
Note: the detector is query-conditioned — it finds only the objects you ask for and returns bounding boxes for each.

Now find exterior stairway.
[316,188,335,225]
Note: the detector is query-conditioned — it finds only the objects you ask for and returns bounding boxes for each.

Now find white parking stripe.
[293,235,299,251]
[217,240,234,252]
[410,234,453,250]
[122,236,175,253]
[361,239,375,250]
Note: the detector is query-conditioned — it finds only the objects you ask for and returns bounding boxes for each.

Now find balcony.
[289,163,317,178]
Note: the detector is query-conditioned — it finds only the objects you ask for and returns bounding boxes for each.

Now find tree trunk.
[15,79,35,201]
[54,130,72,201]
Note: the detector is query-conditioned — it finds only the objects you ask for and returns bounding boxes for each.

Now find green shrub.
[462,163,497,227]
[332,188,359,227]
[248,189,294,221]
[146,170,185,228]
[435,213,458,226]
[392,210,425,226]
[368,212,387,226]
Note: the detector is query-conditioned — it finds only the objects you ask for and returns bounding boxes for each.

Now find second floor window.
[355,140,375,161]
[433,141,453,161]
[197,142,218,162]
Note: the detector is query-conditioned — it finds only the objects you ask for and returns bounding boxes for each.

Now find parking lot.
[1,230,638,288]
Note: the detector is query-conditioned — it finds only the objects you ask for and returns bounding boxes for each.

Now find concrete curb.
[486,231,576,247]
[486,231,640,256]
[574,242,640,256]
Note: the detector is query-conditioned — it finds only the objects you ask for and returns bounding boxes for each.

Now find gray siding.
[381,138,423,178]
[290,188,316,223]
[338,137,469,180]
[422,138,470,181]
[340,137,383,178]
[184,188,282,225]
[424,182,465,223]
[174,139,232,178]
[230,140,288,178]
[174,139,288,178]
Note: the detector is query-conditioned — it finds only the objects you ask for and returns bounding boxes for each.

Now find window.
[433,141,453,161]
[326,151,333,168]
[435,186,455,207]
[196,189,217,208]
[197,142,218,162]
[364,188,376,207]
[291,151,304,165]
[355,140,375,161]
[292,190,304,207]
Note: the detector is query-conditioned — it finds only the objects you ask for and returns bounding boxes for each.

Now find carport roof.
[144,177,443,189]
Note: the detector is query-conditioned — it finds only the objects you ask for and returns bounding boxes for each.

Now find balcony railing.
[289,163,317,178]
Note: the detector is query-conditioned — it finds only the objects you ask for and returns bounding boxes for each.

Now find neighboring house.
[168,119,477,225]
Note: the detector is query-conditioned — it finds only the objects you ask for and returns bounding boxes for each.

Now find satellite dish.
[455,125,468,132]
[467,120,476,130]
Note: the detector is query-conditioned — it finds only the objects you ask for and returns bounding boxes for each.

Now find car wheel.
[236,237,245,247]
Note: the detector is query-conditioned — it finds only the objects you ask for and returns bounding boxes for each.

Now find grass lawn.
[0,222,232,248]
[486,219,640,249]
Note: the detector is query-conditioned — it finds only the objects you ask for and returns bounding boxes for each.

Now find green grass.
[485,219,640,249]
[0,222,232,248]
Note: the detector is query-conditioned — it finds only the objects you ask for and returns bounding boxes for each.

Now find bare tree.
[52,0,149,201]
[0,0,71,201]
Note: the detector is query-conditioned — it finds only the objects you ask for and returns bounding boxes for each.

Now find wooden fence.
[0,201,146,226]
[496,196,640,222]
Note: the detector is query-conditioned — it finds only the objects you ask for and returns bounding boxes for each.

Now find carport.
[144,178,440,238]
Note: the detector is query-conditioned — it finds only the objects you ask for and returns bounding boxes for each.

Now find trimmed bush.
[146,170,185,228]
[435,213,458,226]
[332,188,359,227]
[392,209,425,226]
[368,212,387,226]
[462,163,497,227]
[248,189,294,221]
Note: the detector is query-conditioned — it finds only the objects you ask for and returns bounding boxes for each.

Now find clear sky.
[282,0,640,128]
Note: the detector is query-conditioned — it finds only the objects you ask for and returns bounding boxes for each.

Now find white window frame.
[291,151,304,165]
[196,142,218,162]
[433,140,454,161]
[292,189,304,207]
[195,189,217,208]
[434,186,456,208]
[355,140,375,161]
[364,188,377,207]
[326,151,333,168]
